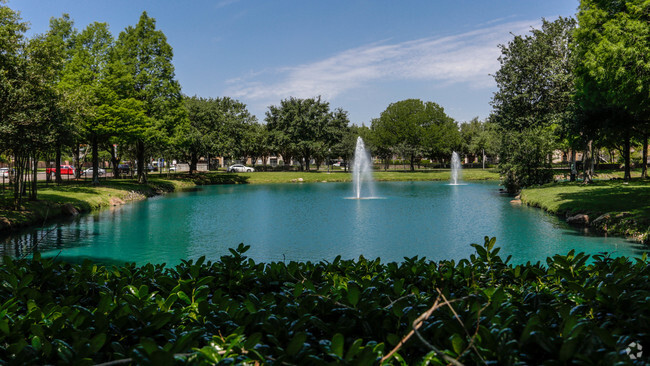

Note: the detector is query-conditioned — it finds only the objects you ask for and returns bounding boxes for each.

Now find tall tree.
[60,22,115,185]
[0,4,28,206]
[372,99,456,170]
[574,0,650,180]
[492,17,576,190]
[265,97,348,171]
[46,14,76,184]
[116,11,184,183]
[182,96,256,171]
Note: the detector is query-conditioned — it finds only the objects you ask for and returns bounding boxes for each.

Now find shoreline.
[520,181,650,245]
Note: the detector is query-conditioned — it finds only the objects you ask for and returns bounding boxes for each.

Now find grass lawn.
[234,168,500,184]
[0,178,195,229]
[521,179,650,242]
[521,180,650,216]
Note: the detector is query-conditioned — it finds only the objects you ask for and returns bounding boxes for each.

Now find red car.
[46,165,75,176]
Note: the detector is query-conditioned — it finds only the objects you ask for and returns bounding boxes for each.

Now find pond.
[0,181,646,265]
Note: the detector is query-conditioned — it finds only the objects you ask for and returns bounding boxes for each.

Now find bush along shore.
[0,238,648,364]
[520,180,650,244]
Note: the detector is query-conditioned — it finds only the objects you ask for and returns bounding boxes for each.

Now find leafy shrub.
[0,239,649,364]
[499,127,555,193]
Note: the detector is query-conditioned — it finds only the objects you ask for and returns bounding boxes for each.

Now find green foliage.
[0,239,648,364]
[499,127,555,193]
[265,97,349,171]
[181,96,258,170]
[372,99,458,171]
[492,17,577,192]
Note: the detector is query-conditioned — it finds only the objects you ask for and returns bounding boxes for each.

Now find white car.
[227,164,254,173]
[0,167,10,178]
[83,167,106,176]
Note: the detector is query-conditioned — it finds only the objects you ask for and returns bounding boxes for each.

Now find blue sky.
[11,0,578,126]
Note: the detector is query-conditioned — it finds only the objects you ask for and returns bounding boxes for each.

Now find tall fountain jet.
[352,136,375,199]
[450,151,462,185]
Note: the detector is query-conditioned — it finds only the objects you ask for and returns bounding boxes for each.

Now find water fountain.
[450,151,462,185]
[352,137,376,199]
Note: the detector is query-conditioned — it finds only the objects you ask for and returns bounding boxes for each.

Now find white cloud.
[226,20,539,104]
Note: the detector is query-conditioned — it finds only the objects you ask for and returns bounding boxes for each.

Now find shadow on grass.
[552,180,650,218]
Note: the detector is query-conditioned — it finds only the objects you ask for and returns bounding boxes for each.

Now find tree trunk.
[30,153,38,201]
[13,153,25,210]
[189,152,198,175]
[482,149,486,170]
[570,150,577,182]
[410,153,415,171]
[55,145,62,184]
[642,132,648,179]
[73,145,81,179]
[136,139,147,184]
[623,133,631,181]
[107,145,120,179]
[92,134,100,185]
[583,140,593,184]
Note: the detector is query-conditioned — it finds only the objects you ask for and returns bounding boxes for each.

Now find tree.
[460,118,500,168]
[265,97,348,171]
[499,127,555,193]
[45,14,76,184]
[182,96,257,171]
[0,4,28,207]
[372,99,457,170]
[492,17,576,190]
[59,22,116,185]
[115,12,184,183]
[574,0,650,180]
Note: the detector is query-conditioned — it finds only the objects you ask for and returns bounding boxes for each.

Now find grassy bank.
[520,180,650,243]
[234,168,500,184]
[0,179,195,232]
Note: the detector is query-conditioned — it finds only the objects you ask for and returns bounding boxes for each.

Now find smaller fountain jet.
[352,137,376,199]
[450,151,463,185]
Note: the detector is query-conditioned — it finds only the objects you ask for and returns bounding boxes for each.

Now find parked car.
[83,167,106,176]
[0,167,12,179]
[332,161,341,167]
[45,165,75,176]
[169,165,177,171]
[117,164,131,174]
[227,164,254,173]
[136,164,156,173]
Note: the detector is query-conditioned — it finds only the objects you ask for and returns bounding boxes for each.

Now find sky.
[10,0,578,126]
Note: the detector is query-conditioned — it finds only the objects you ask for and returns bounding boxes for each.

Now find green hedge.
[0,238,648,364]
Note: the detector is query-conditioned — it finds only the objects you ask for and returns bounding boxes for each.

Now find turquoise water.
[1,181,646,265]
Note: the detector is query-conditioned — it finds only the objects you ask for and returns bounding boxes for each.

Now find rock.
[0,217,11,230]
[566,214,589,226]
[109,197,125,206]
[510,199,522,205]
[592,213,611,226]
[298,178,304,182]
[62,203,79,216]
[290,179,297,182]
